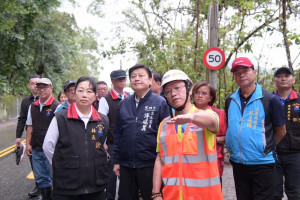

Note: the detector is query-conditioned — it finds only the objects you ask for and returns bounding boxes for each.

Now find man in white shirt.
[26,78,60,200]
[93,81,108,110]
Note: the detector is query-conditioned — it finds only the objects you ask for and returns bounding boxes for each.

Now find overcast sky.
[60,0,300,87]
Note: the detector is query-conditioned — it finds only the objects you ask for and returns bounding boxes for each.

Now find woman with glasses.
[191,81,227,185]
[43,76,109,200]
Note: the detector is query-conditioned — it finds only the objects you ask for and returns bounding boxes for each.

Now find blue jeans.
[274,152,300,200]
[32,149,52,189]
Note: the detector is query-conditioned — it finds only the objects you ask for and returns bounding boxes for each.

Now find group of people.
[14,57,299,200]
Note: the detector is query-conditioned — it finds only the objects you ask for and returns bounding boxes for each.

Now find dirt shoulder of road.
[0,118,18,131]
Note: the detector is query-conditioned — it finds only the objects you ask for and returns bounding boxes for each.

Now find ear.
[292,76,296,85]
[253,70,257,76]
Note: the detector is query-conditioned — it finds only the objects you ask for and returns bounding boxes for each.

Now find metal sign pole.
[208,0,219,89]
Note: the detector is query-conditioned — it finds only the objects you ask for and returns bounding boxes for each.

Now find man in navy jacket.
[113,64,169,200]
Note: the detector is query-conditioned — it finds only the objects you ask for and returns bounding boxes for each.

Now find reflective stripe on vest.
[159,110,223,199]
[163,176,220,187]
[160,117,218,165]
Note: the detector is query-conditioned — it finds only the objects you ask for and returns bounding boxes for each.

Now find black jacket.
[16,94,38,138]
[53,103,109,195]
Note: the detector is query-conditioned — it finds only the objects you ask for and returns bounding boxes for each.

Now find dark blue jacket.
[114,90,170,168]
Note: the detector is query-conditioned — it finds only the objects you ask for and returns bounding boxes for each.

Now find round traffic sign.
[203,47,225,70]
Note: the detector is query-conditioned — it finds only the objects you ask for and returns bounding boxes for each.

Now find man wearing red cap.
[273,67,300,200]
[225,57,286,200]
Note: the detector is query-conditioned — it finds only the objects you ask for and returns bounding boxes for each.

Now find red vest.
[158,107,223,200]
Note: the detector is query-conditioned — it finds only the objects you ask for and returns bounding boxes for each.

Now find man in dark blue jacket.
[113,64,169,200]
[15,74,40,198]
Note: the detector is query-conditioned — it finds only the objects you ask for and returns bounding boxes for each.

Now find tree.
[0,0,102,96]
[100,0,299,107]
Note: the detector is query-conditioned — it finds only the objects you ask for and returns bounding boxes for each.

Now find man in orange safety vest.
[152,70,223,200]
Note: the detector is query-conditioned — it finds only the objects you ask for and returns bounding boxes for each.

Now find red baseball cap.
[231,57,254,72]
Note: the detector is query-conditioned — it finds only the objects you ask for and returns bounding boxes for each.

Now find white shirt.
[98,89,126,115]
[43,104,92,164]
[135,89,149,108]
[26,95,52,126]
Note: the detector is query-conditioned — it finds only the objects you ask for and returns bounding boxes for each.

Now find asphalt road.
[0,152,37,200]
[0,119,37,200]
[0,119,287,200]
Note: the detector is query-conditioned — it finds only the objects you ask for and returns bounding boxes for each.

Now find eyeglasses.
[37,86,50,91]
[164,85,186,97]
[66,88,75,93]
[98,88,108,91]
[194,91,209,96]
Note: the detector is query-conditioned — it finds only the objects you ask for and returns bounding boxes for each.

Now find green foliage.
[87,0,105,17]
[108,0,300,107]
[0,0,102,96]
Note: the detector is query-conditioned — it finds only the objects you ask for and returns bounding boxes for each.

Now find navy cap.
[110,70,127,80]
[274,67,294,77]
[63,80,76,91]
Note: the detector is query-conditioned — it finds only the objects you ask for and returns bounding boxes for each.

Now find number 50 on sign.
[203,47,225,70]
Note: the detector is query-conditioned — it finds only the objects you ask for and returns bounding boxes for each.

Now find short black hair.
[129,64,152,79]
[97,81,107,85]
[152,71,162,83]
[75,76,97,94]
[29,74,40,80]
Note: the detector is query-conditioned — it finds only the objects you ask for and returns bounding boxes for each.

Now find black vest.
[52,104,109,195]
[276,91,300,152]
[31,96,60,150]
[104,91,129,144]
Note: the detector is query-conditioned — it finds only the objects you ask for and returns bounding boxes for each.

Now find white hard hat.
[161,69,192,88]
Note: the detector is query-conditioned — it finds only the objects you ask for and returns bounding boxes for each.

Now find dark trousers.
[53,190,105,200]
[274,152,300,200]
[119,166,153,200]
[230,160,275,200]
[106,144,117,200]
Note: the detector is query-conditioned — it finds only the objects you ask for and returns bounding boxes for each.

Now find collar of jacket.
[30,94,38,100]
[132,89,152,102]
[231,82,262,104]
[67,102,102,121]
[33,95,55,106]
[274,89,298,101]
[110,89,129,100]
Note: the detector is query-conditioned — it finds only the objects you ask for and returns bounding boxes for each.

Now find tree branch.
[224,14,280,68]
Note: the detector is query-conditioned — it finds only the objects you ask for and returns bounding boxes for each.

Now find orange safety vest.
[158,109,223,200]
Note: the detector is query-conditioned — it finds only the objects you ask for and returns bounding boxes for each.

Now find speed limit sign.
[203,47,225,70]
